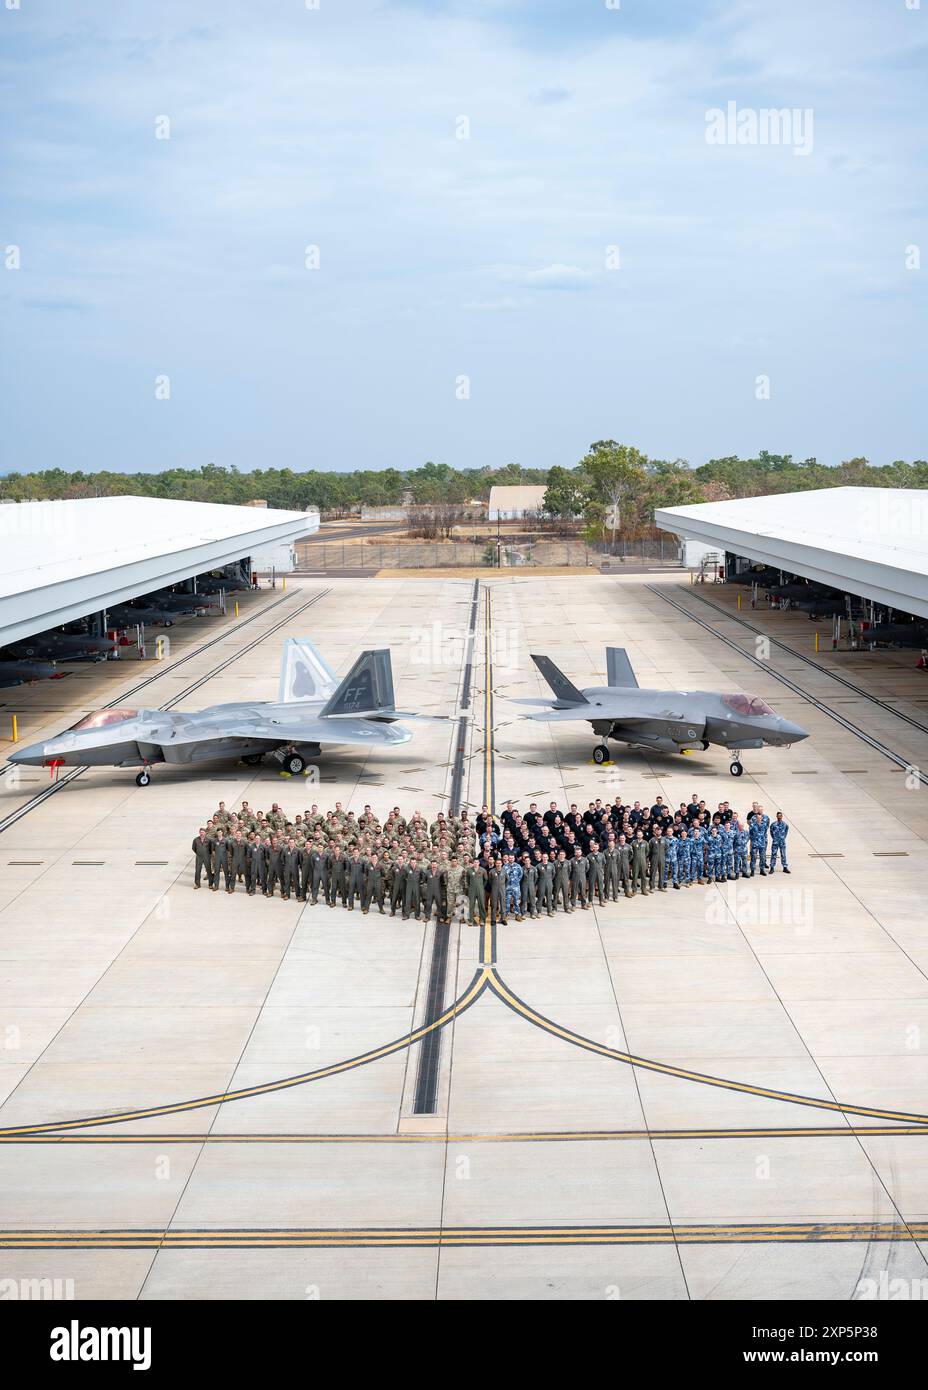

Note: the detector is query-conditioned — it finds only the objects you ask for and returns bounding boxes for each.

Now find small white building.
[488,485,547,521]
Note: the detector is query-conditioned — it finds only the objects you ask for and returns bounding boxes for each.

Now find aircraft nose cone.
[780,719,809,744]
[7,742,47,767]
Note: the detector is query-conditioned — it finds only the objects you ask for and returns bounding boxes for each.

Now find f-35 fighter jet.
[8,640,425,786]
[518,647,808,776]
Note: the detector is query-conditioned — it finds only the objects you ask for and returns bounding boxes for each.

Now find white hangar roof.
[0,495,318,647]
[655,487,928,620]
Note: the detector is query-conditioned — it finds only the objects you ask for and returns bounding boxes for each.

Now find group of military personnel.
[190,791,791,924]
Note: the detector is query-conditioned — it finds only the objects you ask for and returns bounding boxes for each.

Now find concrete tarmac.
[1,574,927,1301]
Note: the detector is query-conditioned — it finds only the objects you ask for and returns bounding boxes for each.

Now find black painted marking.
[412,923,451,1115]
[413,579,479,1116]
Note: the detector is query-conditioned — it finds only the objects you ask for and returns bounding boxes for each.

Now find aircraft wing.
[525,704,663,725]
[167,716,412,747]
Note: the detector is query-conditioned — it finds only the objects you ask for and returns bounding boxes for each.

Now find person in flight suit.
[242,835,259,895]
[488,859,507,924]
[588,845,606,906]
[327,847,349,908]
[629,832,649,896]
[213,832,234,893]
[624,831,645,895]
[362,855,386,913]
[648,829,668,893]
[192,829,214,890]
[612,835,631,898]
[603,840,620,901]
[403,859,424,920]
[280,839,300,900]
[390,855,409,917]
[553,851,572,914]
[422,860,445,924]
[228,832,248,894]
[264,837,284,898]
[208,829,224,888]
[251,837,270,896]
[537,855,555,916]
[293,843,309,902]
[520,855,539,919]
[569,848,589,909]
[769,812,790,872]
[467,860,488,925]
[346,851,366,910]
[305,843,326,904]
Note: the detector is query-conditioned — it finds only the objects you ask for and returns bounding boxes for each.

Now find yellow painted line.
[484,586,494,815]
[2,1223,926,1250]
[488,972,928,1126]
[0,971,490,1137]
[3,1124,927,1145]
[480,586,496,968]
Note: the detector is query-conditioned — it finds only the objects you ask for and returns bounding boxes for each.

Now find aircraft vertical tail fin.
[278,639,339,704]
[606,647,639,688]
[320,650,397,718]
[530,654,585,706]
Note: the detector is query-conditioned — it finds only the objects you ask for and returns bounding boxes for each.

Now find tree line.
[1,450,925,536]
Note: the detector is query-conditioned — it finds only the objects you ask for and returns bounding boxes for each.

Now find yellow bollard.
[815,631,820,653]
[283,577,287,592]
[737,593,742,610]
[234,601,239,617]
[11,714,18,743]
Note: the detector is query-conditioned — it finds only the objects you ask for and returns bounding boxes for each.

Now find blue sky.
[1,0,925,474]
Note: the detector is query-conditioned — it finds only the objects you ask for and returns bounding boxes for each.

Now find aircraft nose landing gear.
[729,754,744,777]
[593,744,611,765]
[135,770,151,787]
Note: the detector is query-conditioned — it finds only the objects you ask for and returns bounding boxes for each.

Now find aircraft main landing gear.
[285,753,306,776]
[593,743,611,765]
[242,753,264,766]
[136,770,151,787]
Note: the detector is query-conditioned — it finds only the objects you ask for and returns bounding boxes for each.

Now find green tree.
[543,465,588,519]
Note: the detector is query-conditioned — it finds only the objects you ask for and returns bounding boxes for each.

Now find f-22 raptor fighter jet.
[520,647,808,776]
[9,640,423,786]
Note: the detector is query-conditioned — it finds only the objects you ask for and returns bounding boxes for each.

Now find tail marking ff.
[320,650,397,718]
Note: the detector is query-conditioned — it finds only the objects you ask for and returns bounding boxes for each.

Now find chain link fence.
[294,535,680,572]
